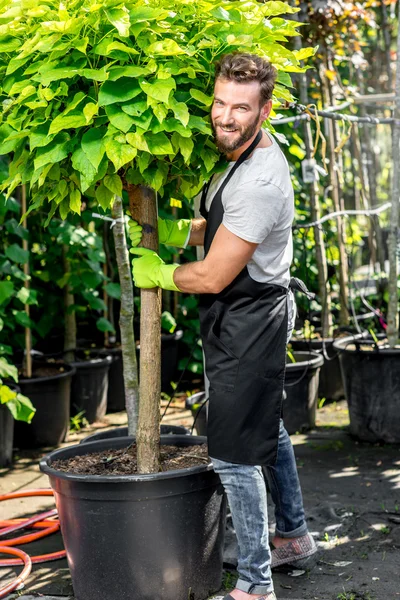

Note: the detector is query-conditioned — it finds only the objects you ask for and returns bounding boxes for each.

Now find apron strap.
[199,129,263,220]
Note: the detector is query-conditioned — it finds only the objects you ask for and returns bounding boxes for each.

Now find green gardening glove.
[127,217,191,248]
[158,217,191,248]
[130,247,181,291]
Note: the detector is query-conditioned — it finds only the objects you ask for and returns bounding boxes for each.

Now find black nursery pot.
[334,337,400,442]
[79,423,190,444]
[40,435,227,600]
[0,403,13,467]
[283,351,324,435]
[290,337,343,401]
[98,347,125,413]
[15,363,75,448]
[70,352,112,424]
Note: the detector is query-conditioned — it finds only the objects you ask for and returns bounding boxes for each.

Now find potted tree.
[333,11,400,443]
[0,0,313,597]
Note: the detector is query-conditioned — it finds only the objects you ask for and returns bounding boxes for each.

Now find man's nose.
[220,107,234,123]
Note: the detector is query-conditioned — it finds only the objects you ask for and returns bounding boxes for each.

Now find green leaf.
[161,311,177,333]
[104,174,122,196]
[105,7,130,37]
[145,132,174,155]
[121,99,147,117]
[72,147,97,192]
[2,388,36,423]
[83,103,98,123]
[32,65,81,85]
[104,282,121,299]
[140,77,176,104]
[69,189,82,214]
[29,123,55,151]
[98,78,141,107]
[108,65,150,81]
[189,88,213,107]
[276,70,294,88]
[49,112,87,135]
[105,104,135,133]
[105,138,137,171]
[169,96,189,127]
[96,317,115,333]
[262,1,300,16]
[126,132,150,152]
[81,129,106,170]
[209,7,232,21]
[80,270,103,289]
[172,132,193,164]
[188,115,212,135]
[146,39,185,56]
[13,310,33,328]
[34,133,73,170]
[82,291,106,311]
[16,287,38,306]
[5,244,29,264]
[0,358,17,382]
[95,183,114,211]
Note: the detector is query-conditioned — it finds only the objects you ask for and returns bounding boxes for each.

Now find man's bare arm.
[188,218,207,246]
[174,223,257,293]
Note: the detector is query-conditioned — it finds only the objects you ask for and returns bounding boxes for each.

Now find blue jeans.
[210,292,307,594]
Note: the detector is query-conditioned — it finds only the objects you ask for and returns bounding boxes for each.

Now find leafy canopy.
[0,0,314,220]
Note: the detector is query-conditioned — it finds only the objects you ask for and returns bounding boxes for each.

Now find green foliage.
[0,0,312,220]
[0,357,35,422]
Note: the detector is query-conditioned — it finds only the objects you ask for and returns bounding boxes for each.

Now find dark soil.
[19,364,67,379]
[51,443,209,475]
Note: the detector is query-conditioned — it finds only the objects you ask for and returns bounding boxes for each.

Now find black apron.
[198,130,289,466]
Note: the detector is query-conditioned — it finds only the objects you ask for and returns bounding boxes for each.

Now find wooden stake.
[127,184,161,474]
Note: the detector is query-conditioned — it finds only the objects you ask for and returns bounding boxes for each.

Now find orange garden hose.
[0,489,67,597]
[0,546,32,599]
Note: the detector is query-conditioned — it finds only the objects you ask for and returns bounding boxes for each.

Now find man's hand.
[130,247,180,291]
[127,217,191,249]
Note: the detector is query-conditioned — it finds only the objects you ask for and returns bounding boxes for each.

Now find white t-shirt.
[195,131,294,288]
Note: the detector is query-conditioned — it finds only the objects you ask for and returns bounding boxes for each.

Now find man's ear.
[260,99,272,123]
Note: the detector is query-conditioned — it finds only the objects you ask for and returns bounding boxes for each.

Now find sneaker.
[271,532,318,570]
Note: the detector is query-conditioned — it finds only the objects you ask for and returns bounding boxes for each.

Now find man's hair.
[214,53,277,106]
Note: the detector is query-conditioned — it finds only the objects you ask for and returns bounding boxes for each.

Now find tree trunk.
[387,5,400,347]
[320,59,350,326]
[294,9,332,337]
[111,196,139,435]
[21,185,32,378]
[103,221,115,341]
[62,245,76,364]
[127,184,161,474]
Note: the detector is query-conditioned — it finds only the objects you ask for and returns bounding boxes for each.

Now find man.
[129,53,317,600]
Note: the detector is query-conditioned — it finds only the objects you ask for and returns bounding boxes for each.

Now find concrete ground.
[2,398,400,600]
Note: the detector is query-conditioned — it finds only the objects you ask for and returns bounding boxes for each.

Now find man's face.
[211,78,272,155]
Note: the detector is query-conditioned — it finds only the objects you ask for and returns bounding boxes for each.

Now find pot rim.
[286,350,324,369]
[18,362,76,384]
[333,335,400,355]
[40,435,213,483]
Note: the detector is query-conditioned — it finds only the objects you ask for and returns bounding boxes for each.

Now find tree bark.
[320,59,350,326]
[111,196,139,435]
[294,8,332,337]
[62,245,76,364]
[387,4,400,347]
[127,184,161,474]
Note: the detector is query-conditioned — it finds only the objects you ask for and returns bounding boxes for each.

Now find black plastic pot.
[137,330,183,393]
[80,423,190,444]
[334,337,400,442]
[283,351,324,435]
[40,435,226,600]
[70,353,112,424]
[0,404,14,467]
[186,391,208,436]
[14,363,75,448]
[290,337,343,401]
[98,347,125,413]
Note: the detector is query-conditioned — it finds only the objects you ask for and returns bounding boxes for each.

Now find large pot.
[80,423,190,444]
[290,337,343,401]
[14,363,75,448]
[40,435,226,600]
[283,351,324,435]
[334,336,400,442]
[70,352,112,424]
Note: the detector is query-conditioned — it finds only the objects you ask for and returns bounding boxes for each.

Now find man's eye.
[237,106,247,111]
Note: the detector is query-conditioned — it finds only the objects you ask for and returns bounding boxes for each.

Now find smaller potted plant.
[0,357,35,467]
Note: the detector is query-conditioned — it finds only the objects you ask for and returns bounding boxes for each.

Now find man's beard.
[212,112,260,155]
